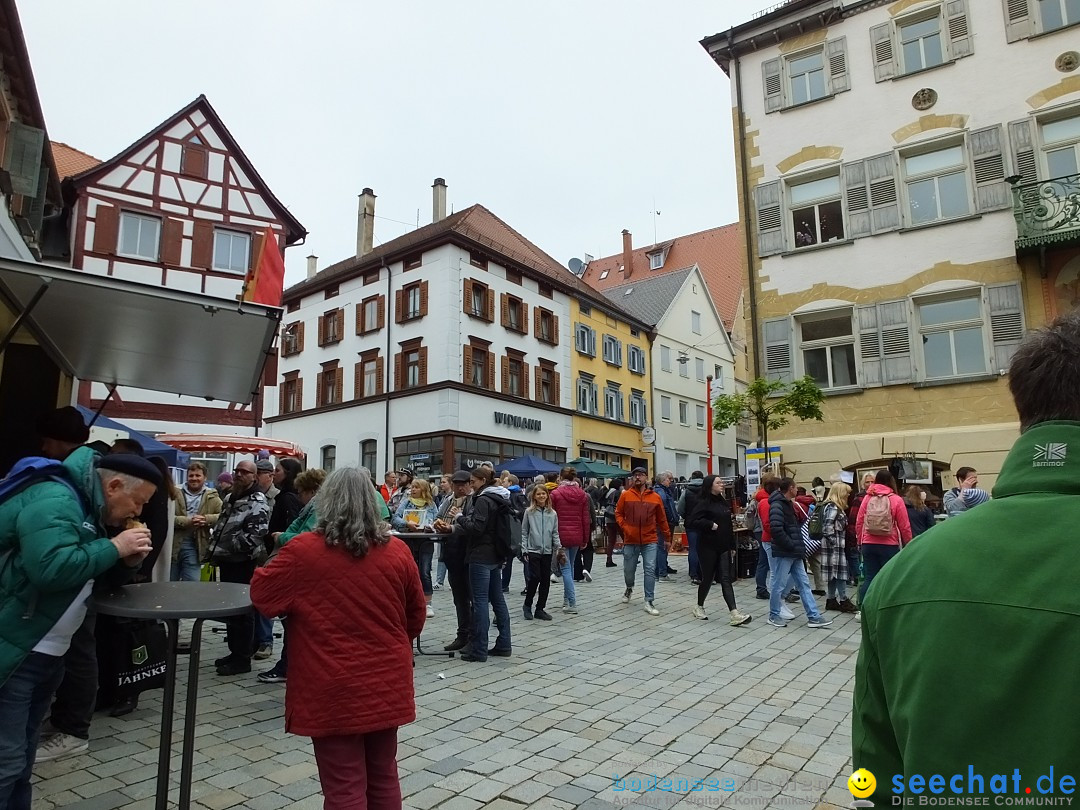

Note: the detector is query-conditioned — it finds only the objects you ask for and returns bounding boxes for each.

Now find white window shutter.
[988,282,1025,372]
[1008,119,1037,184]
[754,180,784,257]
[843,159,872,239]
[1002,0,1032,42]
[857,305,883,388]
[3,122,45,196]
[762,58,783,113]
[879,300,913,385]
[970,125,1010,212]
[945,0,973,59]
[869,23,896,82]
[827,37,850,94]
[866,153,901,233]
[762,317,793,383]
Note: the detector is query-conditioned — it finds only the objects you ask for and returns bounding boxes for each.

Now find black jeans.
[445,555,472,642]
[697,542,737,612]
[524,553,552,611]
[574,542,594,580]
[48,610,96,739]
[219,560,256,659]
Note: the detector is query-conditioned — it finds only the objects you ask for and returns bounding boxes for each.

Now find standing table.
[391,531,454,658]
[94,582,252,810]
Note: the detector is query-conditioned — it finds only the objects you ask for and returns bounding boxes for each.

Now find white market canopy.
[0,256,280,404]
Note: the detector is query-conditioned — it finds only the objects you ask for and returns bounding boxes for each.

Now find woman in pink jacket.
[855,469,912,609]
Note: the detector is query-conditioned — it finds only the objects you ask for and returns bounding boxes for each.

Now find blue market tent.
[497,454,561,479]
[75,405,189,468]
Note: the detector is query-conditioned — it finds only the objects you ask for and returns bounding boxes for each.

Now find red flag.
[243,229,286,306]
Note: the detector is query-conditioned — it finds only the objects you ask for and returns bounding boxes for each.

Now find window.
[788,50,827,106]
[691,311,702,334]
[648,251,664,270]
[403,252,422,271]
[1042,113,1080,178]
[630,328,640,337]
[575,324,597,356]
[212,230,251,273]
[628,345,646,374]
[538,282,553,299]
[507,297,523,331]
[604,385,624,422]
[871,3,974,82]
[1037,0,1080,32]
[358,295,383,335]
[917,294,987,379]
[363,269,380,285]
[630,390,647,427]
[471,284,486,316]
[899,13,944,73]
[537,308,557,344]
[282,322,303,356]
[800,312,858,389]
[280,375,300,414]
[762,38,849,113]
[678,355,689,378]
[360,356,379,397]
[318,364,342,406]
[321,445,336,472]
[537,361,558,405]
[661,396,672,422]
[714,365,725,389]
[470,251,487,269]
[602,335,622,366]
[181,142,207,178]
[696,405,706,429]
[361,440,377,473]
[506,268,521,285]
[404,348,421,388]
[464,279,492,321]
[471,347,488,387]
[577,374,598,415]
[695,357,706,382]
[118,212,161,260]
[580,304,592,316]
[660,345,671,372]
[319,309,344,346]
[679,401,689,426]
[903,143,971,225]
[789,174,844,247]
[507,358,524,397]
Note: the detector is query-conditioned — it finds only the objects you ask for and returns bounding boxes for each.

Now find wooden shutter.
[463,278,472,315]
[827,37,849,94]
[945,0,973,59]
[181,145,208,179]
[988,282,1025,372]
[521,361,530,399]
[420,281,429,317]
[501,293,510,328]
[501,356,510,392]
[295,378,303,412]
[857,304,883,388]
[375,356,384,394]
[315,371,325,407]
[297,321,305,352]
[1002,0,1032,42]
[485,351,494,389]
[553,371,561,405]
[318,314,327,346]
[534,307,542,336]
[970,125,1009,213]
[843,160,872,240]
[419,347,429,386]
[394,353,402,391]
[160,217,183,265]
[869,23,895,82]
[762,57,783,113]
[486,287,495,322]
[191,220,213,269]
[93,205,120,255]
[762,317,793,383]
[355,362,363,398]
[335,309,345,340]
[394,289,404,324]
[262,349,278,387]
[519,302,528,334]
[463,345,473,384]
[866,153,901,233]
[754,181,784,257]
[356,303,364,335]
[535,366,543,401]
[377,295,386,329]
[551,314,559,346]
[1008,119,1037,185]
[873,300,913,384]
[279,381,287,415]
[335,368,344,404]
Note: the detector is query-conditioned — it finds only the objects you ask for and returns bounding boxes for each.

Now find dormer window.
[649,251,663,270]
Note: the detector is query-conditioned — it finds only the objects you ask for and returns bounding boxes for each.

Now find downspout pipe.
[384,260,392,474]
[731,29,761,381]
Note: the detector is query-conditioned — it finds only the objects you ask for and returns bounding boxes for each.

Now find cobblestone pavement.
[32,560,861,810]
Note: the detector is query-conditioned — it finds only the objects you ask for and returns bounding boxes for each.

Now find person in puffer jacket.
[855,470,912,610]
[521,486,562,622]
[549,467,591,613]
[767,478,831,629]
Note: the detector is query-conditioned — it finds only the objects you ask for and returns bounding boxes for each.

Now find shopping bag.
[97,617,168,705]
[200,561,217,581]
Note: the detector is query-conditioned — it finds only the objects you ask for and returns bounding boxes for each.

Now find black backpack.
[490,496,521,563]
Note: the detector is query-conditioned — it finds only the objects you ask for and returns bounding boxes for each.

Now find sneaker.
[667,567,678,574]
[520,588,527,596]
[767,617,788,628]
[216,657,252,676]
[812,589,826,596]
[784,592,800,604]
[825,598,840,611]
[692,605,708,620]
[523,606,533,620]
[644,601,660,616]
[756,590,769,600]
[691,579,701,586]
[583,570,592,582]
[257,667,287,684]
[36,733,88,762]
[779,606,796,621]
[502,587,510,594]
[426,604,435,618]
[658,575,671,582]
[433,583,442,590]
[606,561,617,567]
[839,599,858,613]
[621,588,632,604]
[729,609,752,627]
[807,616,833,628]
[534,609,553,621]
[550,575,558,583]
[253,644,273,661]
[855,611,862,622]
[563,605,578,614]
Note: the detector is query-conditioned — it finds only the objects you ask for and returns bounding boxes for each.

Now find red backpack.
[864,493,895,537]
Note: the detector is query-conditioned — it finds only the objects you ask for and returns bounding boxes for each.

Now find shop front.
[394,432,567,481]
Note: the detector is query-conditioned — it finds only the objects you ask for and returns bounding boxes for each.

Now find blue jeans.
[255,613,274,649]
[755,540,769,593]
[468,563,511,659]
[622,543,657,603]
[656,537,669,577]
[770,555,823,622]
[501,556,514,591]
[436,559,447,587]
[859,544,900,604]
[763,541,796,594]
[687,530,701,581]
[559,547,578,608]
[0,652,65,810]
[170,538,201,582]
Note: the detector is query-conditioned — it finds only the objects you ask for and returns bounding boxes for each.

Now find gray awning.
[0,256,280,404]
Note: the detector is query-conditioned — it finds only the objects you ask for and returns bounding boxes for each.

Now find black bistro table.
[94,582,252,810]
[391,531,454,658]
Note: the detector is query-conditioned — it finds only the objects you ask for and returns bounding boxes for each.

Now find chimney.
[357,188,376,258]
[306,254,318,279]
[432,177,447,223]
[622,229,633,280]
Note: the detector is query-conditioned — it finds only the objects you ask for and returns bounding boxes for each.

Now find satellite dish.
[568,257,584,276]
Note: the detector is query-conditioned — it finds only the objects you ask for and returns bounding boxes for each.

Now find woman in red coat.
[251,467,426,810]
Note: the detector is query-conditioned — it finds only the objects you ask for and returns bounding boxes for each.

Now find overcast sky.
[20,1,775,286]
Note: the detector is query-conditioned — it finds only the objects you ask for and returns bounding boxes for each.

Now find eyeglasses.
[233,468,256,476]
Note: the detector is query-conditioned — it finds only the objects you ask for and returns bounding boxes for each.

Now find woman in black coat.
[686,475,751,626]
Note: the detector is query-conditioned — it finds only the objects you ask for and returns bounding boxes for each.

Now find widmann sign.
[493,412,541,431]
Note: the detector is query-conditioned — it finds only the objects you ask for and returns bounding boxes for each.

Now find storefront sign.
[746,458,761,490]
[410,453,432,478]
[493,411,541,431]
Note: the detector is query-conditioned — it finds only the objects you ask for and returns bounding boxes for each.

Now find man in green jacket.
[0,448,159,808]
[853,311,1080,805]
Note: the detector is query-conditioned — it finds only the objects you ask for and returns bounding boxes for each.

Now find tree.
[712,376,825,467]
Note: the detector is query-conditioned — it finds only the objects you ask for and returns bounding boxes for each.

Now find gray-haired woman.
[251,467,426,809]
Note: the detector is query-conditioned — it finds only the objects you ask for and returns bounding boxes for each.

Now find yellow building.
[569,297,654,476]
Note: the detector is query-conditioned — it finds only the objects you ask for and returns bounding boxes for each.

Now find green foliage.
[712,376,825,460]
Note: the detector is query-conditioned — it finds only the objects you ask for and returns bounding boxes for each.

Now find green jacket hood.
[63,446,106,531]
[992,421,1080,499]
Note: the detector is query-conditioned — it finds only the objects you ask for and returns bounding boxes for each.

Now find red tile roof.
[579,223,745,331]
[51,141,101,179]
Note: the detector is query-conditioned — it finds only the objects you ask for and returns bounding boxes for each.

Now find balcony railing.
[1009,174,1080,254]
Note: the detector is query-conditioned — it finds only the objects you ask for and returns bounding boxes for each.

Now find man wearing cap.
[36,406,90,461]
[616,467,670,616]
[208,459,271,676]
[435,471,474,651]
[0,450,158,797]
[215,472,233,503]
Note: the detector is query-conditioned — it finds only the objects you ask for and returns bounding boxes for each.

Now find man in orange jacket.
[616,467,670,617]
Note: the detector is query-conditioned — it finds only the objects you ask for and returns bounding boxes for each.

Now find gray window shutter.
[591,382,599,415]
[754,180,784,257]
[945,0,973,59]
[867,153,901,233]
[879,300,913,384]
[3,122,45,197]
[843,160,872,239]
[970,125,1010,212]
[762,58,783,113]
[1002,0,1032,42]
[27,162,49,240]
[1008,118,1037,184]
[857,305,883,388]
[988,282,1024,372]
[762,317,793,383]
[870,23,896,82]
[827,37,850,94]
[589,328,596,357]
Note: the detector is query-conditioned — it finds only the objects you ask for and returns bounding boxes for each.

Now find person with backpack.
[549,467,591,614]
[795,487,825,595]
[686,475,751,626]
[677,471,705,584]
[818,483,856,613]
[520,485,562,621]
[767,477,832,629]
[904,485,936,537]
[603,478,624,567]
[855,469,912,613]
[500,474,528,595]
